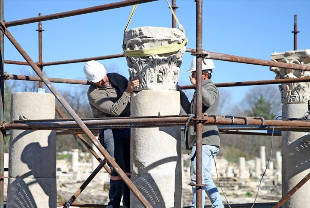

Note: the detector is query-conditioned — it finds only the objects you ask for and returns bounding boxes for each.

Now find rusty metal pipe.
[5,72,310,89]
[43,54,124,66]
[37,13,43,88]
[6,48,310,71]
[186,48,310,71]
[0,0,4,205]
[4,60,29,65]
[273,171,310,208]
[5,116,310,130]
[3,73,90,85]
[219,131,281,136]
[1,23,152,208]
[195,0,204,207]
[292,15,299,51]
[5,0,158,27]
[4,54,124,66]
[55,130,99,135]
[63,160,107,207]
[219,126,310,132]
[6,73,310,88]
[171,0,178,28]
[55,106,110,174]
[181,77,310,89]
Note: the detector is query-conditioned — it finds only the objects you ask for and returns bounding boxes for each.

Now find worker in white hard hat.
[84,60,139,208]
[179,57,224,208]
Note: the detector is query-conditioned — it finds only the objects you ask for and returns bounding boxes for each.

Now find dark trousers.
[100,129,131,208]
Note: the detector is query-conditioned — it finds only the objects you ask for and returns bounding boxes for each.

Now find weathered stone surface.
[271,50,310,208]
[124,27,186,90]
[124,27,185,207]
[270,49,310,104]
[123,27,186,51]
[7,178,57,208]
[130,90,182,208]
[281,104,310,208]
[8,92,56,208]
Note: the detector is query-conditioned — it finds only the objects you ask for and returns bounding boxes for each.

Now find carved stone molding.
[270,49,310,104]
[123,27,186,90]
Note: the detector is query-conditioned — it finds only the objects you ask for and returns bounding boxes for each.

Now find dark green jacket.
[180,79,220,149]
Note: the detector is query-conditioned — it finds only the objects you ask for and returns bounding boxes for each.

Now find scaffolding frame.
[0,0,309,207]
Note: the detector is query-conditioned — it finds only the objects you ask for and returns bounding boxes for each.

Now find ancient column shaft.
[271,49,310,208]
[7,92,56,208]
[124,26,186,207]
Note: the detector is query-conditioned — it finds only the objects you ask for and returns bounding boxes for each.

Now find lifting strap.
[123,0,188,57]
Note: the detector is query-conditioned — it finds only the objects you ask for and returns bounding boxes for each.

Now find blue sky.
[3,0,310,107]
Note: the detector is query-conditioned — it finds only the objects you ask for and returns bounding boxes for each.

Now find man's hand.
[125,77,140,95]
[176,85,182,92]
[189,75,196,86]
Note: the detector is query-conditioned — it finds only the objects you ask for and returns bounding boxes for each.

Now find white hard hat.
[187,57,215,72]
[84,60,107,82]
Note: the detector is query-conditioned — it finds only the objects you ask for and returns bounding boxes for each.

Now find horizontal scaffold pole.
[5,0,158,27]
[4,73,310,88]
[3,115,310,130]
[187,48,310,71]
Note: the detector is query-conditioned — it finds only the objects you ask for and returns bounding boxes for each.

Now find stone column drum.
[271,49,310,208]
[7,92,56,208]
[260,146,266,171]
[123,26,186,207]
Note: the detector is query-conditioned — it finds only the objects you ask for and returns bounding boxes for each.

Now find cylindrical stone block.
[72,149,79,168]
[269,161,274,171]
[255,157,262,178]
[260,146,266,171]
[239,157,246,179]
[276,151,282,171]
[281,103,310,208]
[7,92,56,208]
[225,166,234,178]
[274,171,282,185]
[130,90,182,208]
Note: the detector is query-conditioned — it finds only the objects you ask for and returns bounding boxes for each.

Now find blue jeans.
[190,145,223,208]
[99,129,114,158]
[100,129,131,208]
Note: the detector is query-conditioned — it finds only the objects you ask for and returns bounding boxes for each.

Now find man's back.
[87,73,130,118]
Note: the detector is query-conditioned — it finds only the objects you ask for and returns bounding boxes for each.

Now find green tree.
[219,86,282,162]
[248,95,276,120]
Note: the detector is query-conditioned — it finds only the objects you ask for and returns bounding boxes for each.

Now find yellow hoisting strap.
[123,0,187,57]
[124,4,138,33]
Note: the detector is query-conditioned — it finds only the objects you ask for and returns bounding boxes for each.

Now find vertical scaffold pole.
[171,0,177,28]
[291,15,299,51]
[0,0,4,206]
[196,0,203,207]
[37,13,44,88]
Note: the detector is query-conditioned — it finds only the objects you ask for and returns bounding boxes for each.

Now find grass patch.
[56,154,72,160]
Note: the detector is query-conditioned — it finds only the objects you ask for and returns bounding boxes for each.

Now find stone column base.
[130,90,182,208]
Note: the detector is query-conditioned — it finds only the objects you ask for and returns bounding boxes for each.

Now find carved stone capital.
[123,27,186,90]
[270,49,310,104]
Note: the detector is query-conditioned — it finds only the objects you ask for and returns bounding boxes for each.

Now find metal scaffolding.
[0,0,308,208]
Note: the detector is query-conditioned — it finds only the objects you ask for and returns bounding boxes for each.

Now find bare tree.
[9,67,42,92]
[218,88,232,115]
[55,85,92,152]
[240,85,282,118]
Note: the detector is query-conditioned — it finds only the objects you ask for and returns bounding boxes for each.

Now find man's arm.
[201,85,218,107]
[178,85,191,114]
[88,77,140,116]
[88,90,130,116]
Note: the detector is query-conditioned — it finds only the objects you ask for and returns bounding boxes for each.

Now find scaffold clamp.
[0,121,7,137]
